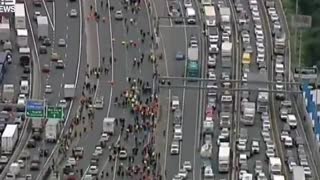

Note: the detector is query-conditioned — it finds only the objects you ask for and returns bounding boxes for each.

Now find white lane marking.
[35,0,83,179]
[25,1,42,95]
[66,34,69,39]
[93,0,102,101]
[53,2,56,25]
[165,0,173,26]
[177,1,188,170]
[159,25,199,28]
[67,26,69,30]
[65,53,68,58]
[41,0,55,31]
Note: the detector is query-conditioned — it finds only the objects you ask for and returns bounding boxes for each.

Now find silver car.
[70,9,78,17]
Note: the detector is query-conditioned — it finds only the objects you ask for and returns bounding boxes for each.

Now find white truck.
[257,90,269,113]
[103,117,115,135]
[15,4,26,29]
[16,29,28,47]
[1,125,18,154]
[45,119,61,143]
[0,23,10,42]
[218,142,230,172]
[64,84,76,99]
[37,16,49,40]
[271,175,285,180]
[221,42,232,68]
[7,162,20,180]
[293,166,305,180]
[219,7,231,24]
[20,80,29,95]
[2,84,14,103]
[241,101,256,125]
[269,157,282,175]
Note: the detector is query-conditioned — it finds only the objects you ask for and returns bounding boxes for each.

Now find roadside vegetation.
[283,0,320,66]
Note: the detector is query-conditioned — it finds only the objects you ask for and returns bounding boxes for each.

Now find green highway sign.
[47,106,64,120]
[26,100,46,118]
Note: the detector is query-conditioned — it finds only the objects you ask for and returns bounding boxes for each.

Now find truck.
[64,84,76,99]
[219,7,231,24]
[103,117,115,135]
[16,29,28,47]
[265,0,275,8]
[221,42,232,68]
[218,143,230,172]
[269,157,282,175]
[2,84,14,103]
[37,16,49,40]
[186,47,199,79]
[15,4,26,29]
[200,143,212,158]
[271,175,285,180]
[257,90,269,113]
[32,119,43,140]
[292,166,305,180]
[1,125,19,154]
[20,80,29,94]
[241,102,256,125]
[8,162,20,178]
[0,23,10,42]
[274,31,286,55]
[204,6,216,26]
[45,119,61,143]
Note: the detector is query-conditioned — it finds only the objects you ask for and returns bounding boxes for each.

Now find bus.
[294,66,318,85]
[186,47,199,79]
[204,6,216,26]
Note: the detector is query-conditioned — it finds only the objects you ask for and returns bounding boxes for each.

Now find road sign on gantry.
[46,106,64,120]
[26,100,46,118]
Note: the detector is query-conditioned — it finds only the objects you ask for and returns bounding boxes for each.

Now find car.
[88,165,98,175]
[67,157,76,166]
[270,13,279,22]
[171,96,180,111]
[208,44,219,54]
[168,1,183,23]
[174,124,183,140]
[39,45,47,54]
[263,119,271,129]
[45,85,53,93]
[178,168,188,178]
[42,64,50,73]
[268,7,276,15]
[304,166,312,177]
[42,38,51,46]
[189,36,198,47]
[266,148,275,158]
[175,51,185,60]
[0,156,8,164]
[203,165,214,178]
[33,11,41,21]
[115,10,123,20]
[33,0,41,6]
[244,45,253,53]
[93,96,104,109]
[24,65,31,74]
[119,150,128,159]
[251,140,260,153]
[56,59,65,69]
[273,21,281,32]
[207,55,216,67]
[236,2,244,12]
[222,32,230,42]
[207,71,216,80]
[20,150,30,160]
[220,128,229,138]
[170,141,180,155]
[18,159,25,168]
[100,133,110,142]
[256,53,265,63]
[58,38,66,47]
[94,146,103,155]
[184,0,192,8]
[58,99,67,108]
[73,147,84,158]
[69,9,78,17]
[255,160,263,175]
[172,175,183,180]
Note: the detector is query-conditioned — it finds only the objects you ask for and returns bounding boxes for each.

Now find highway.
[3,0,84,179]
[57,0,159,179]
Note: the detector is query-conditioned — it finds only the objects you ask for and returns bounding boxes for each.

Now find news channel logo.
[0,0,15,13]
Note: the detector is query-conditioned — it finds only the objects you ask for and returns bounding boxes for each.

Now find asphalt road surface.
[59,0,159,179]
[11,0,84,179]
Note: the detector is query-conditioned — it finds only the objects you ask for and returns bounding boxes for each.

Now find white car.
[222,33,230,42]
[174,124,183,140]
[251,9,260,17]
[207,71,216,80]
[170,141,180,155]
[256,53,265,63]
[67,157,76,166]
[101,133,110,142]
[58,38,66,46]
[58,99,67,108]
[94,146,103,155]
[237,140,247,151]
[251,140,260,153]
[93,96,104,109]
[88,166,98,175]
[45,84,53,93]
[242,33,250,44]
[270,13,279,22]
[184,0,192,8]
[178,168,188,178]
[204,166,214,178]
[209,36,219,43]
[304,166,312,177]
[18,160,25,168]
[69,9,78,17]
[183,161,192,171]
[280,131,289,141]
[242,73,248,82]
[220,128,229,138]
[257,44,265,53]
[119,150,128,159]
[268,7,276,15]
[262,120,271,129]
[266,148,275,158]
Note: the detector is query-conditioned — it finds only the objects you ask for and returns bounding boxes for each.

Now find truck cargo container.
[241,102,256,125]
[204,6,216,26]
[292,166,305,180]
[187,47,199,78]
[201,0,212,5]
[9,162,20,177]
[221,42,232,68]
[1,124,19,154]
[219,7,231,23]
[218,143,230,172]
[16,29,28,47]
[45,119,61,143]
[0,23,10,42]
[2,84,14,103]
[15,4,26,29]
[103,117,115,134]
[64,84,76,99]
[37,16,49,39]
[269,157,282,175]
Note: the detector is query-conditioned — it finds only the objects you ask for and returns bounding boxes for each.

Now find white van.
[186,8,196,24]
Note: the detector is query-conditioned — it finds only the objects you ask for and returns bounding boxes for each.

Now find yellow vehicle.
[242,52,251,64]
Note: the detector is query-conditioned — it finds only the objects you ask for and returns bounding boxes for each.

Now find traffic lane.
[159,29,186,178]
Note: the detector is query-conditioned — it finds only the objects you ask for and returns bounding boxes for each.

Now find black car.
[33,0,41,6]
[24,66,31,74]
[39,46,47,54]
[39,149,49,157]
[168,1,183,24]
[27,139,36,148]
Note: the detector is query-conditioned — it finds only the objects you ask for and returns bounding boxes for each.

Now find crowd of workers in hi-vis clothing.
[51,0,166,179]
